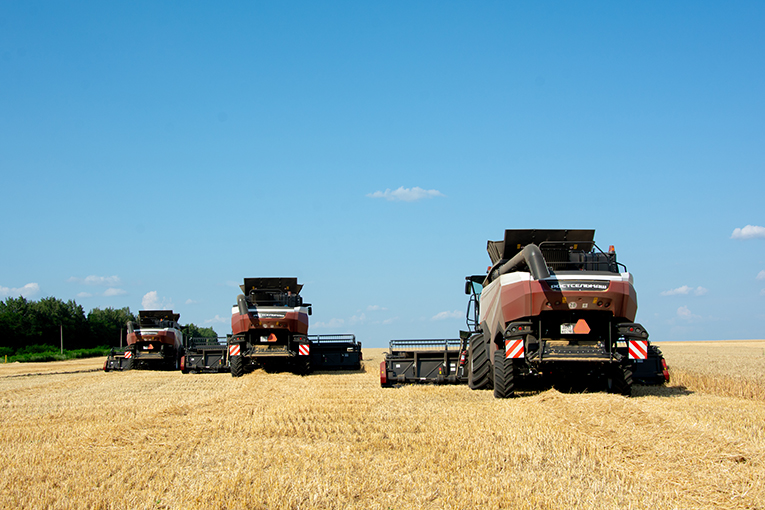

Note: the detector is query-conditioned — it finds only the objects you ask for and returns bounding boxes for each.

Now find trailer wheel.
[124,357,134,371]
[493,350,515,398]
[468,334,491,390]
[607,364,632,396]
[230,355,244,378]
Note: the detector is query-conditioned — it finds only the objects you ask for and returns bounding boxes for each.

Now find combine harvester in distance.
[226,277,362,377]
[104,310,184,371]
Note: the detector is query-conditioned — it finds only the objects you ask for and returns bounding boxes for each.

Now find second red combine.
[227,277,361,377]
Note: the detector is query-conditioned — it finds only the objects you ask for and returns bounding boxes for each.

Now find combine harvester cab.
[104,310,184,371]
[468,229,668,397]
[227,277,361,377]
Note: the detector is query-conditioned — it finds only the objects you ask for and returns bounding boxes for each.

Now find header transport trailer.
[181,336,230,374]
[227,277,362,377]
[381,229,669,397]
[104,310,184,371]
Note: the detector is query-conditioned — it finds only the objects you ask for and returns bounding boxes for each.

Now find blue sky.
[1,1,763,346]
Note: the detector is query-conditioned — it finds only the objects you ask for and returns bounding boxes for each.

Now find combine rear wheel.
[124,357,134,371]
[295,358,312,376]
[468,334,492,390]
[493,350,515,398]
[230,355,244,378]
[607,364,632,396]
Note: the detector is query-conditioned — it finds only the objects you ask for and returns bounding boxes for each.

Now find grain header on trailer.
[381,229,669,396]
[181,336,230,373]
[227,277,362,377]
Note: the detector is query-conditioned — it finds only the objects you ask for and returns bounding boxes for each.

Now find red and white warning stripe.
[628,339,648,360]
[124,351,132,359]
[505,338,524,359]
[298,344,310,356]
[229,344,241,356]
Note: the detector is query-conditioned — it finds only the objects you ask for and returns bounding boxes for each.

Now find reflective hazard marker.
[229,344,241,356]
[573,319,590,335]
[124,351,132,359]
[628,340,648,360]
[505,338,524,359]
[298,344,310,356]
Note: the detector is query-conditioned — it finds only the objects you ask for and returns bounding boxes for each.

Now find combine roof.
[240,277,303,295]
[138,310,180,322]
[487,229,595,264]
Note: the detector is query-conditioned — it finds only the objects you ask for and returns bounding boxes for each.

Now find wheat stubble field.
[1,342,764,510]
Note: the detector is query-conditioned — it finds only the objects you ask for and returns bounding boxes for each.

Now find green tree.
[0,297,37,350]
[31,297,90,350]
[184,323,219,340]
[88,307,137,348]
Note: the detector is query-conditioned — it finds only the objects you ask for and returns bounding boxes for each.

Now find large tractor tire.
[468,334,492,390]
[295,357,312,376]
[493,350,515,398]
[124,357,134,371]
[230,355,245,378]
[607,363,633,396]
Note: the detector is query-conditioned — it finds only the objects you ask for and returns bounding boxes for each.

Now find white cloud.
[103,288,127,297]
[68,275,121,286]
[677,306,701,321]
[204,314,227,324]
[432,310,462,321]
[142,291,171,310]
[757,270,765,281]
[366,304,387,311]
[185,298,197,304]
[661,285,708,296]
[87,275,120,286]
[367,186,445,202]
[77,292,93,298]
[312,318,346,329]
[661,285,692,296]
[731,225,765,240]
[0,282,40,298]
[348,313,366,325]
[382,317,398,325]
[761,289,765,297]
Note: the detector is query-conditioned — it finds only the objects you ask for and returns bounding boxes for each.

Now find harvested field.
[1,341,764,509]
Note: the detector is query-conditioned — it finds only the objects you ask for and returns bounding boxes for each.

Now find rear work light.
[379,361,387,385]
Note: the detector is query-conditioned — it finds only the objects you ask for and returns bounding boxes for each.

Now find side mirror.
[308,306,312,316]
[465,280,472,295]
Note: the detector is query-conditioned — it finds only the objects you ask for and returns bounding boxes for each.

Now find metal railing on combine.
[186,337,227,348]
[388,339,462,354]
[307,334,357,344]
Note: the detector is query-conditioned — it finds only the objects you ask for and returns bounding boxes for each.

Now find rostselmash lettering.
[547,281,609,292]
[255,313,286,319]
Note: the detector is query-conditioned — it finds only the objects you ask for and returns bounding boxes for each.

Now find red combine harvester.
[104,310,184,371]
[227,277,361,377]
[381,229,669,397]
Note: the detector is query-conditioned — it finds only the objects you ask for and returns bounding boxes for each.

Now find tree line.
[0,296,218,357]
